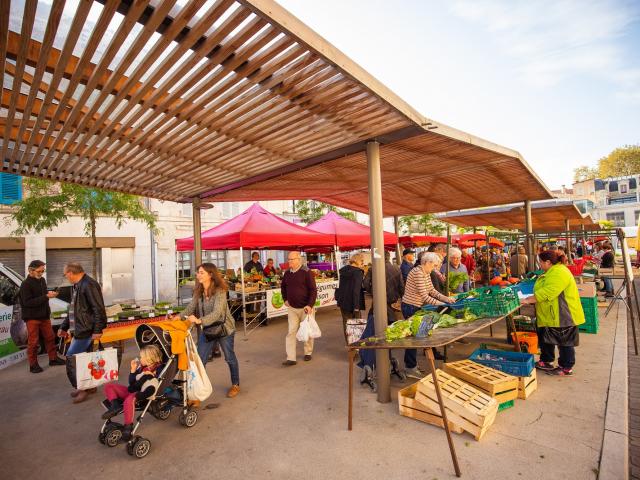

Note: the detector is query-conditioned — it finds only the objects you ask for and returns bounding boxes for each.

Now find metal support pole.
[335,245,341,276]
[565,219,573,264]
[240,246,247,336]
[394,215,402,266]
[192,197,203,267]
[524,200,535,272]
[366,141,390,403]
[445,224,451,296]
[485,231,490,285]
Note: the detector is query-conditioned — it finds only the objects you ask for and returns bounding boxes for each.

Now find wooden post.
[524,200,535,272]
[565,219,573,265]
[394,215,402,266]
[192,197,202,267]
[445,224,451,296]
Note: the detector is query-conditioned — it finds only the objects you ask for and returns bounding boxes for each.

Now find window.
[635,211,640,225]
[181,203,192,217]
[621,184,628,194]
[221,202,240,218]
[608,196,636,205]
[606,212,625,227]
[0,173,22,205]
[0,271,19,306]
[177,252,192,281]
[202,250,226,270]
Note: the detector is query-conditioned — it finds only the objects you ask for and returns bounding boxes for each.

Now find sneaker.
[304,354,312,361]
[535,361,555,371]
[30,364,43,373]
[227,385,240,398]
[547,367,573,376]
[405,367,426,380]
[282,360,297,366]
[49,357,66,366]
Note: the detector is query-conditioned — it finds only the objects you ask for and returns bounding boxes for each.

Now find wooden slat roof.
[2,0,553,214]
[439,200,600,232]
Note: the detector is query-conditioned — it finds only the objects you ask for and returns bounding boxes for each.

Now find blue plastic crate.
[469,348,535,377]
[513,280,535,295]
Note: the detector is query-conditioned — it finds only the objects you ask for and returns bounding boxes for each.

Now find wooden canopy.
[2,0,552,214]
[439,200,600,232]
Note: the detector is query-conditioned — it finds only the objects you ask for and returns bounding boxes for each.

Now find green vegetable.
[447,271,469,291]
[384,320,413,341]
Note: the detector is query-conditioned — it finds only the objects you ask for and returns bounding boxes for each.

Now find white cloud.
[449,0,640,96]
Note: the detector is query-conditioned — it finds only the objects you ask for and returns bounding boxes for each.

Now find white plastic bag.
[185,332,213,402]
[308,315,322,339]
[296,317,311,342]
[75,347,119,390]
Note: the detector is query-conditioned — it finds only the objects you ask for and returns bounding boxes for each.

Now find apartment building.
[569,175,640,227]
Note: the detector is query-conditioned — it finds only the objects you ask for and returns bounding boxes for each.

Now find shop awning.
[175,203,334,250]
[306,211,397,249]
[2,0,552,214]
[439,200,599,232]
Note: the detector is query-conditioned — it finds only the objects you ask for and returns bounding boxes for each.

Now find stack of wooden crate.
[398,370,499,440]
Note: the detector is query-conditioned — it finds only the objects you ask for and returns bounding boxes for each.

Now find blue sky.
[279,0,640,190]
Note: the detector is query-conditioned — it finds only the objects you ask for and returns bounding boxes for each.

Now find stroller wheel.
[179,409,198,427]
[98,432,106,445]
[104,424,123,447]
[131,437,151,459]
[154,408,171,421]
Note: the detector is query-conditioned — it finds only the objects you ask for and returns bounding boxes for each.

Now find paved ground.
[629,280,640,479]
[0,300,622,480]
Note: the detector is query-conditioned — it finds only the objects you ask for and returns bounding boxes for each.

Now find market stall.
[176,203,335,335]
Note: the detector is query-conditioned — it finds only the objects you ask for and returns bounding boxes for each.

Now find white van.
[0,262,69,345]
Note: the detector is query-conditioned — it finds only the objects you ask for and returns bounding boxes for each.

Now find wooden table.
[346,310,519,478]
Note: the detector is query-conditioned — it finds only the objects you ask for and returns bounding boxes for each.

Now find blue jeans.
[603,277,614,294]
[198,332,240,386]
[401,303,421,369]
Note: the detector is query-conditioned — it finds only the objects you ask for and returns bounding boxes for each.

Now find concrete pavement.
[0,299,625,480]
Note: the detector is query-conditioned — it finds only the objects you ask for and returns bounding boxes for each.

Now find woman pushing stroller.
[101,345,163,440]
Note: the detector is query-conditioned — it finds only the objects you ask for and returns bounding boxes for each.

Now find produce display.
[383,308,479,341]
[447,271,469,291]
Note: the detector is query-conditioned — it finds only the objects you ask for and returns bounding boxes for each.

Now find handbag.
[75,342,119,390]
[185,332,213,401]
[198,294,227,341]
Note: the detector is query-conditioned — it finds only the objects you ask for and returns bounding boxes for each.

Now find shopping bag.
[185,333,213,402]
[345,318,367,345]
[75,346,119,390]
[296,317,310,342]
[308,314,321,339]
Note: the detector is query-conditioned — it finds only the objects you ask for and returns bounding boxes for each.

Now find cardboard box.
[576,283,596,298]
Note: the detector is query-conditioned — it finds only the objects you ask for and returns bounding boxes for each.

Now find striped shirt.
[402,266,450,307]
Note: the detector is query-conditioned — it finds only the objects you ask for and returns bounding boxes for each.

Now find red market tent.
[400,235,447,246]
[452,233,486,243]
[457,238,505,249]
[306,211,398,250]
[176,203,335,251]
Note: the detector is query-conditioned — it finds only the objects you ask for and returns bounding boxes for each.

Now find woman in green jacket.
[522,250,585,376]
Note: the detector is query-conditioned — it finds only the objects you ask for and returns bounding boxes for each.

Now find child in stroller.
[102,345,163,440]
[98,323,198,458]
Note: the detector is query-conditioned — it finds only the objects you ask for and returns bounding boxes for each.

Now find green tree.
[573,165,599,182]
[10,178,158,279]
[398,214,446,236]
[294,200,356,224]
[599,145,640,178]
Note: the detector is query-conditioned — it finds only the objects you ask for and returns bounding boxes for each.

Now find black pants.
[540,342,575,369]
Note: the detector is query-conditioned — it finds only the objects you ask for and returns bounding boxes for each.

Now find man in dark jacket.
[363,251,405,323]
[57,263,107,404]
[19,260,65,373]
[243,251,264,274]
[400,248,414,282]
[335,253,365,343]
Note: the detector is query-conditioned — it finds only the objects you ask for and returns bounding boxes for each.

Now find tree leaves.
[398,214,446,235]
[294,200,356,224]
[573,144,640,181]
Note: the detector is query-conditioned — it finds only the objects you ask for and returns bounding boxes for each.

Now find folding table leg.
[425,348,461,477]
[348,349,355,431]
[506,315,521,352]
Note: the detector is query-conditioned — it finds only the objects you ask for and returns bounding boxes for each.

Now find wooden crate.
[443,360,518,404]
[518,370,537,400]
[416,369,499,441]
[398,383,463,434]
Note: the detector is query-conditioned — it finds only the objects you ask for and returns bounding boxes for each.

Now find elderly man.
[441,247,470,293]
[281,252,317,366]
[510,245,529,277]
[400,248,415,282]
[19,260,65,373]
[57,263,107,404]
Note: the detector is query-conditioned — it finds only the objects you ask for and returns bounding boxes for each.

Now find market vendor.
[440,247,470,293]
[244,251,264,274]
[263,258,278,277]
[521,250,584,377]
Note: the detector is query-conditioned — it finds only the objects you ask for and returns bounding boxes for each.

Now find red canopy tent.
[457,238,505,248]
[176,203,335,251]
[399,235,447,246]
[306,211,398,250]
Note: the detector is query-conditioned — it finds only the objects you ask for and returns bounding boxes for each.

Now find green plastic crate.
[465,288,520,317]
[498,399,515,412]
[579,296,599,334]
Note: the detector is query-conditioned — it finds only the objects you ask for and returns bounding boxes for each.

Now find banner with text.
[266,281,338,318]
[0,306,27,370]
